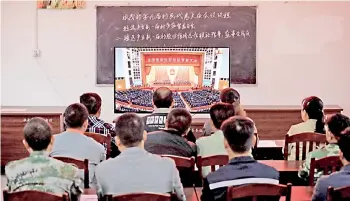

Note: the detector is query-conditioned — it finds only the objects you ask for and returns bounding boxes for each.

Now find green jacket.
[298,143,340,182]
[5,151,82,201]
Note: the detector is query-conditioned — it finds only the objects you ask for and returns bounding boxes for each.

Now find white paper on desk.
[80,195,98,201]
[1,108,27,112]
[258,140,278,148]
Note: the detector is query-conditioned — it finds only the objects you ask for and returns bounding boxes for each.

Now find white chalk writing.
[123,29,250,42]
[121,11,231,21]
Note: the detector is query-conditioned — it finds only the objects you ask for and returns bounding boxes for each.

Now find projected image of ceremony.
[114,47,230,113]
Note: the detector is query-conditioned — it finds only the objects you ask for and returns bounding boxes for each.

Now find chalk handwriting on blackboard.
[122,12,231,21]
[121,30,250,42]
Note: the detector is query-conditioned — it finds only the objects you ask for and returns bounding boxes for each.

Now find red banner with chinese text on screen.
[143,54,201,66]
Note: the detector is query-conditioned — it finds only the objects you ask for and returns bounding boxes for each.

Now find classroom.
[1,1,350,201]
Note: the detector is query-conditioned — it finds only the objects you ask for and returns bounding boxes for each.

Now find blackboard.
[96,6,256,85]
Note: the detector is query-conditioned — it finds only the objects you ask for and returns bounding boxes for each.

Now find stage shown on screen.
[114,47,230,113]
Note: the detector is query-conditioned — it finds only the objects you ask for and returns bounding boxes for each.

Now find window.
[213,71,216,76]
[213,62,217,69]
[128,70,131,76]
[204,69,211,80]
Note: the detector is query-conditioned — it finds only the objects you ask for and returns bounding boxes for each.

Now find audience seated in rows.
[5,118,82,201]
[286,96,325,160]
[173,92,186,108]
[95,113,185,201]
[181,89,220,108]
[114,91,129,103]
[50,103,105,188]
[201,116,280,201]
[80,93,120,157]
[312,127,350,201]
[298,114,350,182]
[196,103,236,177]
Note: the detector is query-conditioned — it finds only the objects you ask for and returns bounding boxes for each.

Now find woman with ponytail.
[285,96,325,160]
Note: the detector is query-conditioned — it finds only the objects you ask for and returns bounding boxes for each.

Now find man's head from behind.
[326,114,350,143]
[221,116,255,157]
[166,108,192,135]
[64,103,89,132]
[153,87,173,108]
[115,113,146,151]
[220,88,240,105]
[338,127,350,165]
[210,103,235,130]
[23,117,53,153]
[80,92,102,116]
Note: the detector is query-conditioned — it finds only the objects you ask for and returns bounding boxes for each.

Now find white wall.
[2,1,350,122]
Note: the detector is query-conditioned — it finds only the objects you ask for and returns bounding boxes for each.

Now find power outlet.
[33,49,41,57]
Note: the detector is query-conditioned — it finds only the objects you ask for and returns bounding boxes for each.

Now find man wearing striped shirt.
[201,116,279,201]
[80,93,120,157]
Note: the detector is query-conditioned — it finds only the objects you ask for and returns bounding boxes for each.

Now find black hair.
[23,117,52,151]
[115,113,144,147]
[338,127,350,161]
[220,88,240,105]
[302,96,325,134]
[80,92,102,115]
[153,87,173,108]
[221,116,255,153]
[326,114,350,137]
[64,103,89,128]
[167,108,192,134]
[210,103,236,129]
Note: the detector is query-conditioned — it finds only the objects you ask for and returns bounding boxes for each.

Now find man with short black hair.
[6,117,82,201]
[80,92,120,157]
[312,127,350,201]
[196,103,236,177]
[145,108,197,157]
[50,103,105,188]
[96,113,185,201]
[201,116,279,201]
[143,87,174,132]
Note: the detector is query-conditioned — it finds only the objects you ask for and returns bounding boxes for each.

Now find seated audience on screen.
[96,113,185,201]
[201,116,279,201]
[196,103,236,177]
[145,108,197,157]
[5,117,82,201]
[298,113,350,182]
[50,103,105,188]
[312,127,350,201]
[286,96,325,160]
[143,87,174,133]
[80,92,120,157]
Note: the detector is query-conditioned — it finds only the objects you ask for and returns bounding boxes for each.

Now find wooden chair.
[105,192,171,201]
[283,132,327,160]
[53,157,89,188]
[227,183,292,201]
[197,155,229,178]
[84,132,112,159]
[160,155,195,170]
[3,190,69,201]
[309,156,342,186]
[327,186,350,201]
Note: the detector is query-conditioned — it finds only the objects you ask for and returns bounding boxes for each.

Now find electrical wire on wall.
[33,4,66,105]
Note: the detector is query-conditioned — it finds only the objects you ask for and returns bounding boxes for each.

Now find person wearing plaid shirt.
[80,92,120,157]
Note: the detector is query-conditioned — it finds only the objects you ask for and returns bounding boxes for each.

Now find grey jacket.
[95,147,186,201]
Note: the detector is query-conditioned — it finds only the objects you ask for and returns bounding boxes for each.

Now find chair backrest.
[160,155,195,170]
[226,183,292,201]
[84,132,112,159]
[3,190,69,201]
[197,155,229,178]
[53,157,89,188]
[283,132,327,160]
[105,192,171,201]
[327,186,350,201]
[309,156,342,186]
